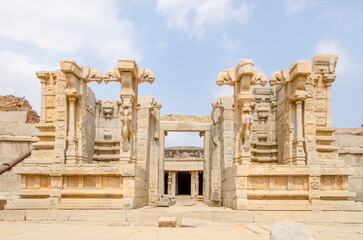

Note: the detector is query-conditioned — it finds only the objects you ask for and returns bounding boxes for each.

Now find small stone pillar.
[37,73,48,123]
[196,171,199,196]
[167,172,172,195]
[171,171,176,197]
[191,171,196,197]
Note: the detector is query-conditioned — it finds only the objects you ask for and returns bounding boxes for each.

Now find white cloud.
[220,33,240,52]
[165,132,204,147]
[285,0,308,14]
[316,39,360,75]
[156,0,252,37]
[0,0,141,64]
[0,50,55,113]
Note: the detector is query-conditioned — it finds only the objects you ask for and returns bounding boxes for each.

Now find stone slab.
[158,216,176,227]
[253,211,363,223]
[26,210,71,221]
[0,112,27,123]
[0,210,25,221]
[0,222,363,240]
[68,210,127,222]
[1,208,362,224]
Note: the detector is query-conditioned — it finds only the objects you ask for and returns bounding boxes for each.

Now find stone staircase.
[174,196,205,206]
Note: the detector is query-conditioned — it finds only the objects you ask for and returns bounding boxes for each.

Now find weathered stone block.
[158,217,176,227]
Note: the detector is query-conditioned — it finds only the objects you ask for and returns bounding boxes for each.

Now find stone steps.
[1,207,363,224]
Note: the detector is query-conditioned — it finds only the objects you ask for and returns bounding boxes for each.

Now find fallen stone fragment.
[158,217,176,227]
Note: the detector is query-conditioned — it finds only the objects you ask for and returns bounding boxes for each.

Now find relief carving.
[120,99,133,152]
[310,176,320,190]
[237,177,247,188]
[248,177,268,189]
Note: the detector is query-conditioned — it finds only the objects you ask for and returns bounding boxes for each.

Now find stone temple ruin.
[1,54,363,211]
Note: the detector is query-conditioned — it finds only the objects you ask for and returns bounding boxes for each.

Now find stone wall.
[333,128,363,201]
[0,111,38,200]
[212,96,234,207]
[137,96,161,207]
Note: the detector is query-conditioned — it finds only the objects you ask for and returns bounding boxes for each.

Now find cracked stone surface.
[0,222,363,240]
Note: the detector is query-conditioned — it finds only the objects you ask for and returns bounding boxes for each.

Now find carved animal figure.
[241,113,253,149]
[120,100,132,152]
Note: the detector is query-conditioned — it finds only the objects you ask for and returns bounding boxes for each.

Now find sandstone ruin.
[1,55,363,212]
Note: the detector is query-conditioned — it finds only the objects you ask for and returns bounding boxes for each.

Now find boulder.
[270,220,313,240]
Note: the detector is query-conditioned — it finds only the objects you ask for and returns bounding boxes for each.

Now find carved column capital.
[65,89,80,101]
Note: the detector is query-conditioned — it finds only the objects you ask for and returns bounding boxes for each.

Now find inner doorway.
[177,171,191,195]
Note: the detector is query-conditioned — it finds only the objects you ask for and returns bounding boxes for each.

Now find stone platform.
[1,205,363,224]
[0,220,363,240]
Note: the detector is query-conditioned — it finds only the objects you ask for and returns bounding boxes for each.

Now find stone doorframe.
[158,121,212,202]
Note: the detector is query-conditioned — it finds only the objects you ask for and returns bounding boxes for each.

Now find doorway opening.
[163,130,206,201]
[177,171,191,195]
[164,172,168,195]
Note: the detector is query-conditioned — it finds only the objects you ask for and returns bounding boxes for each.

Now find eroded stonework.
[3,54,362,211]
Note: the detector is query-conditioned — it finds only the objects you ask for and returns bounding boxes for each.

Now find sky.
[0,0,362,147]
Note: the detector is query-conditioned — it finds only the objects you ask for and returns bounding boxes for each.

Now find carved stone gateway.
[6,54,361,211]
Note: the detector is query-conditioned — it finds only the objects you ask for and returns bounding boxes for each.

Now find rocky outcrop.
[0,95,39,123]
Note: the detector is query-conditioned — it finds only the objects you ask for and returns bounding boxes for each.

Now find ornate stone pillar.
[236,86,254,165]
[217,59,267,165]
[292,99,306,165]
[110,60,154,163]
[119,71,136,163]
[38,75,48,123]
[65,90,80,163]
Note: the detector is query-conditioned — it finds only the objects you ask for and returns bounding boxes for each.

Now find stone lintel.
[312,54,339,73]
[60,60,83,78]
[289,60,311,81]
[235,59,255,81]
[117,59,138,77]
[35,71,50,80]
[160,121,212,131]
